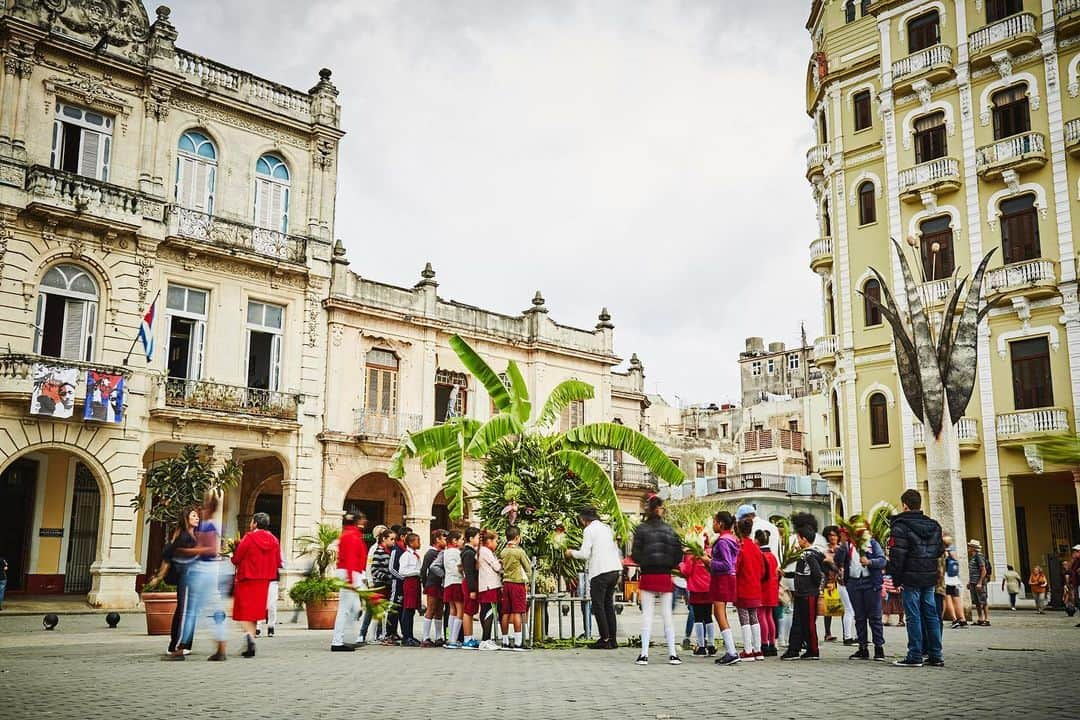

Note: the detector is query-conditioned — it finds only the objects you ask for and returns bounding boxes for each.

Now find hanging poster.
[30,363,79,419]
[84,371,124,423]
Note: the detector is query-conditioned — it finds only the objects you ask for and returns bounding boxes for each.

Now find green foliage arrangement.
[131,444,240,527]
[295,523,341,578]
[141,578,177,593]
[288,575,341,606]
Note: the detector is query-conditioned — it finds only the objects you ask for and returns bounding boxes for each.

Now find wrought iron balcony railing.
[163,377,299,420]
[167,205,307,264]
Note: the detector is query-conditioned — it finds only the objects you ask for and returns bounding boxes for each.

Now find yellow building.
[806,0,1080,596]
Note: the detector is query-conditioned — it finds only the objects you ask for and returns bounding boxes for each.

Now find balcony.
[353,408,423,442]
[975,132,1047,180]
[165,205,308,267]
[813,335,838,367]
[898,157,962,202]
[809,236,833,274]
[25,165,145,231]
[612,463,660,493]
[806,143,830,179]
[1066,118,1080,157]
[891,44,954,94]
[0,353,130,408]
[174,49,313,122]
[918,277,956,308]
[741,428,804,455]
[913,417,980,452]
[969,13,1039,62]
[996,407,1069,445]
[1056,0,1080,38]
[985,258,1058,300]
[658,473,828,501]
[152,377,301,427]
[815,447,844,478]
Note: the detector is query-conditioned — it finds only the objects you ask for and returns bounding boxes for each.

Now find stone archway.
[344,471,410,529]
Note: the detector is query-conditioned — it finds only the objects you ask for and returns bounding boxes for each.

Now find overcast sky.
[155,1,820,405]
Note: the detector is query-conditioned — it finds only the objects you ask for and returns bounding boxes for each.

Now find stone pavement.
[0,607,1076,719]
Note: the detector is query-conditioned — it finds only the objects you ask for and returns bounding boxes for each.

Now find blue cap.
[735,504,756,520]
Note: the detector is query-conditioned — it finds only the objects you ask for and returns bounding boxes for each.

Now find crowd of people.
[148,489,1080,663]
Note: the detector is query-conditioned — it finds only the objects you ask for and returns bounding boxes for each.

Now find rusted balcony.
[151,377,300,427]
[985,258,1058,300]
[25,165,145,231]
[809,236,833,274]
[813,335,838,367]
[975,132,1047,180]
[913,417,980,452]
[996,407,1069,446]
[969,13,1039,63]
[0,352,130,406]
[892,44,954,94]
[353,408,423,442]
[898,157,961,202]
[165,205,308,266]
[806,143,830,179]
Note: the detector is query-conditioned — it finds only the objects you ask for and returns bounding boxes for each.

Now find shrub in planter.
[140,578,178,636]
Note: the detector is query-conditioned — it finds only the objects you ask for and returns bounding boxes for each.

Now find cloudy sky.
[154,1,820,405]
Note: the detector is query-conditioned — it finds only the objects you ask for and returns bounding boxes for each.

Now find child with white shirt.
[398,533,423,647]
[477,530,503,650]
[441,531,464,649]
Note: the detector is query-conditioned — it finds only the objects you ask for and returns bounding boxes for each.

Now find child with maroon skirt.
[398,533,423,647]
[680,543,713,656]
[477,530,503,650]
[460,527,482,649]
[710,511,741,666]
[441,531,464,649]
[630,495,684,666]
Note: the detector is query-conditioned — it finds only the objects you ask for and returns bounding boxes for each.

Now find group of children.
[367,523,533,650]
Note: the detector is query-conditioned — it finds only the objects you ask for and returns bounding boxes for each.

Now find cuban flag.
[137,300,156,362]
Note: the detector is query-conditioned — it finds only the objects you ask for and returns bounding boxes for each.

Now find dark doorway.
[344,499,385,529]
[167,316,196,379]
[247,331,273,389]
[64,464,100,593]
[254,493,283,537]
[0,459,38,592]
[432,502,450,533]
[1015,506,1029,591]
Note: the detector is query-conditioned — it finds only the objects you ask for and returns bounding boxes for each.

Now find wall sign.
[38,528,64,538]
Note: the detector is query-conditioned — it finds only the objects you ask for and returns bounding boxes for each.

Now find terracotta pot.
[142,591,178,636]
[304,594,339,630]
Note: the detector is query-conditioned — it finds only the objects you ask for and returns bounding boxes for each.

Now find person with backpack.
[887,489,945,668]
[357,524,387,644]
[836,518,886,661]
[967,539,990,627]
[420,529,447,646]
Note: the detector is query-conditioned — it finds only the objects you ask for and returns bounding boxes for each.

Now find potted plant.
[290,523,341,630]
[131,444,240,635]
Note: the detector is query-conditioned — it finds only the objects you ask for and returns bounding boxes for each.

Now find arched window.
[914,111,947,163]
[254,153,290,233]
[175,130,217,213]
[919,215,955,279]
[991,84,1030,141]
[863,278,882,327]
[1000,193,1040,264]
[845,1,856,22]
[858,181,876,225]
[869,392,889,446]
[435,369,468,423]
[35,264,99,361]
[907,11,940,54]
[365,348,400,427]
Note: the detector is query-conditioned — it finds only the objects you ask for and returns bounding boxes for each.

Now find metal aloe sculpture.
[862,238,996,570]
[389,335,685,540]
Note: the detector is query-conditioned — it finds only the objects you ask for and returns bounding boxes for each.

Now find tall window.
[822,204,832,236]
[831,390,842,447]
[863,278,882,327]
[991,84,1030,140]
[818,110,828,144]
[751,361,762,376]
[986,0,1024,23]
[35,264,98,361]
[560,399,585,432]
[767,358,776,375]
[788,353,800,370]
[365,349,399,417]
[254,154,290,233]
[165,284,208,381]
[858,181,876,225]
[861,0,870,14]
[435,369,468,423]
[914,112,947,163]
[827,286,836,334]
[919,215,955,279]
[853,90,872,132]
[869,393,889,446]
[51,102,112,181]
[1000,194,1040,264]
[845,0,856,22]
[1010,337,1053,410]
[175,130,217,214]
[246,300,284,391]
[907,11,940,54]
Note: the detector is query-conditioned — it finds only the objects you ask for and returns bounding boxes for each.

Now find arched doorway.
[835,497,845,522]
[0,450,103,595]
[237,456,286,538]
[344,472,408,529]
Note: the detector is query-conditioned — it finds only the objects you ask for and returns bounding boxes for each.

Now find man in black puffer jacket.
[887,489,944,668]
[629,496,685,664]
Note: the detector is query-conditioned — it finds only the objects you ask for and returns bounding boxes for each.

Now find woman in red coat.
[734,516,764,661]
[231,512,281,658]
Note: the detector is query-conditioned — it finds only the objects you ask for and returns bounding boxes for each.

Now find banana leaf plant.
[389,335,686,540]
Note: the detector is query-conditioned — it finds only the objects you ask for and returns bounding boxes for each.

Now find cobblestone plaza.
[1,608,1076,719]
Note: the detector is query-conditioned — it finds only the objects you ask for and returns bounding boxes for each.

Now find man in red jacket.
[331,512,368,651]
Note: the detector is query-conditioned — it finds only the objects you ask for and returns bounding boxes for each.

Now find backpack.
[429,550,446,583]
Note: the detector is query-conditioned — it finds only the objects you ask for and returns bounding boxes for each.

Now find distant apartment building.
[739,337,823,407]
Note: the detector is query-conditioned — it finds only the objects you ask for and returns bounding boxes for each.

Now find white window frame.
[365,348,399,417]
[51,102,113,181]
[175,130,217,214]
[751,361,762,377]
[245,300,284,392]
[767,358,776,375]
[254,154,290,234]
[34,264,99,362]
[788,353,800,370]
[164,284,209,381]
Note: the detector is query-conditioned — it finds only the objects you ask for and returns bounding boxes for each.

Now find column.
[999,475,1020,574]
[1073,470,1080,531]
[279,478,301,590]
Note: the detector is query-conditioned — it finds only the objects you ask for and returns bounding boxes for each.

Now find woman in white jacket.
[477,530,503,650]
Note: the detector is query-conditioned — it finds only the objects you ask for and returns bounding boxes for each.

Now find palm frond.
[1036,433,1080,467]
[554,448,633,541]
[505,360,532,424]
[564,422,685,485]
[388,423,465,479]
[450,335,512,413]
[774,516,802,570]
[465,412,524,457]
[535,380,595,428]
[866,501,896,545]
[441,417,482,520]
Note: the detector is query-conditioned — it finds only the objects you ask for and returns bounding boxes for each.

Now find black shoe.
[873,646,886,662]
[715,652,741,665]
[668,655,682,665]
[849,648,869,660]
[255,629,261,637]
[267,627,274,638]
[693,646,708,656]
[779,651,800,661]
[800,652,819,660]
[634,654,648,665]
[842,638,857,646]
[763,645,778,657]
[926,657,945,667]
[893,657,923,667]
[241,637,255,658]
[207,652,226,661]
[706,644,717,656]
[606,638,619,649]
[330,644,356,652]
[588,640,608,649]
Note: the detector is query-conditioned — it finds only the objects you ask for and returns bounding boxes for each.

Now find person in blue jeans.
[168,495,228,661]
[886,489,945,668]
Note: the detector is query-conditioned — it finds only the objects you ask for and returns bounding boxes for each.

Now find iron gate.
[63,464,100,593]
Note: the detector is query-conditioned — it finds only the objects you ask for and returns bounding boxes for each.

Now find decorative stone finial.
[421,262,436,280]
[596,307,614,330]
[319,67,332,81]
[333,239,346,257]
[629,353,643,370]
[156,5,172,19]
[532,291,545,307]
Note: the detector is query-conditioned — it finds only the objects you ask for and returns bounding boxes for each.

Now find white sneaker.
[478,640,500,651]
